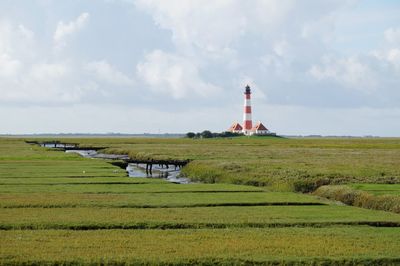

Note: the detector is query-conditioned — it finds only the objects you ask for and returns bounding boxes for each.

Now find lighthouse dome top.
[245,84,251,94]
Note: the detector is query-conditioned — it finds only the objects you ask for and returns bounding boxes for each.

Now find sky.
[0,0,399,136]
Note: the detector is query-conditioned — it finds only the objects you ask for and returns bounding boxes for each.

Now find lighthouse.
[243,85,252,135]
[228,84,273,136]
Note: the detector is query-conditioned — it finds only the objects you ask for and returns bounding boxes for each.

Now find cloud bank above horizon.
[0,0,399,136]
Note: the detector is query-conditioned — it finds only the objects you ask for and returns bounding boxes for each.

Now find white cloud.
[0,21,35,58]
[136,50,222,99]
[0,54,21,78]
[384,27,400,45]
[309,56,378,91]
[0,38,97,104]
[18,24,35,42]
[135,0,351,55]
[30,63,68,82]
[1,22,36,62]
[371,27,400,72]
[135,0,355,98]
[0,1,399,135]
[0,18,130,105]
[0,62,92,104]
[308,52,400,112]
[0,21,12,54]
[86,60,134,86]
[386,49,400,69]
[373,48,400,72]
[0,22,28,92]
[135,0,246,53]
[53,12,89,50]
[310,25,400,94]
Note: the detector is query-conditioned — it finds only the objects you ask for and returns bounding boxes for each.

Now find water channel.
[64,149,191,184]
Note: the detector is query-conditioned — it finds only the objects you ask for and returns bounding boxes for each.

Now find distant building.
[251,121,269,135]
[228,122,243,133]
[228,85,274,136]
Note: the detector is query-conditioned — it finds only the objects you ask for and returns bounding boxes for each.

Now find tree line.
[185,131,244,139]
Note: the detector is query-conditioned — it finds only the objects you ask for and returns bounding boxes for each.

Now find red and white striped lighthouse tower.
[243,85,252,135]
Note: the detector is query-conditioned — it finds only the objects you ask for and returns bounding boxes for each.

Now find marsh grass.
[0,182,264,194]
[56,137,400,190]
[2,137,400,264]
[314,185,400,213]
[0,191,320,208]
[2,206,400,230]
[350,183,400,195]
[1,227,400,264]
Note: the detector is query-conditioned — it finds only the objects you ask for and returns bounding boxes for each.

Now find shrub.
[293,180,317,193]
[186,132,196,138]
[314,185,400,214]
[292,178,331,193]
[181,162,223,183]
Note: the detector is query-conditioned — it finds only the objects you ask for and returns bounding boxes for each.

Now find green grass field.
[350,183,400,195]
[1,137,400,264]
[0,191,321,208]
[62,137,400,189]
[2,227,400,265]
[2,205,400,230]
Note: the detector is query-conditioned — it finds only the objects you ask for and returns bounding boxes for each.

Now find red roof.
[229,122,243,131]
[252,122,268,131]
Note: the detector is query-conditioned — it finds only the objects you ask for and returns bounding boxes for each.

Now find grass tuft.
[314,185,400,213]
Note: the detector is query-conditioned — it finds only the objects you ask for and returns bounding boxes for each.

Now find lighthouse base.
[243,130,273,136]
[229,122,274,136]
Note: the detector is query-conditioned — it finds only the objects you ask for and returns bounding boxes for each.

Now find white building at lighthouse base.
[228,121,272,136]
[251,121,270,135]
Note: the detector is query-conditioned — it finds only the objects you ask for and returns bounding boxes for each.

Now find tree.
[186,132,196,138]
[200,130,213,138]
